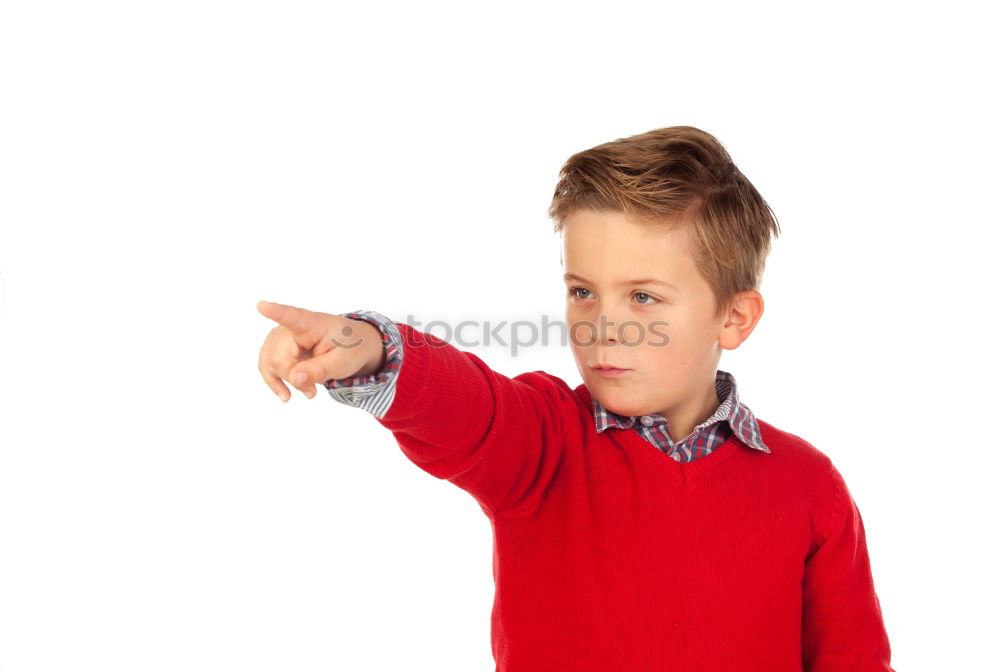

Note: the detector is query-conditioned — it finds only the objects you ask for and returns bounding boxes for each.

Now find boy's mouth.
[591,364,632,377]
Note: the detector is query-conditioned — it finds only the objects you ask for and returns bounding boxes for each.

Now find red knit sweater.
[366,323,894,672]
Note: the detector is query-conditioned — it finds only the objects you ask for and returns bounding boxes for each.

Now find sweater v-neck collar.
[575,379,754,491]
[620,427,743,491]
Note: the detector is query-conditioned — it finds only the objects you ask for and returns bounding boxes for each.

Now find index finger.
[256,300,315,335]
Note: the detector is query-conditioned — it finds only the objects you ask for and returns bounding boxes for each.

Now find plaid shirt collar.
[591,369,771,454]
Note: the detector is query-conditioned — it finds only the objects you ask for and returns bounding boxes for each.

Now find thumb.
[288,348,359,392]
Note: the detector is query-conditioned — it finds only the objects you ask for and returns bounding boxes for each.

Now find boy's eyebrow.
[563,272,678,291]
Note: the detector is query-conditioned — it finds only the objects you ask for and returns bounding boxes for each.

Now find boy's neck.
[658,375,723,444]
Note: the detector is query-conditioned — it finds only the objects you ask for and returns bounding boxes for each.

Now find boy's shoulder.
[756,418,827,456]
[755,418,842,482]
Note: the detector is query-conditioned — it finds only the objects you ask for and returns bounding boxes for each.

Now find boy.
[256,126,895,671]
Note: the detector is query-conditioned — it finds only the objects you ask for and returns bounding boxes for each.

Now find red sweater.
[335,321,895,672]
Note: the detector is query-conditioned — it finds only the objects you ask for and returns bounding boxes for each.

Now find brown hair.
[548,126,780,319]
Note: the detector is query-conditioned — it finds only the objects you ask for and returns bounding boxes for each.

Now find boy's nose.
[599,314,644,347]
[597,313,622,345]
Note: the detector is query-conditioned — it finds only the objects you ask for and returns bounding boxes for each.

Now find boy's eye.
[568,287,659,305]
[634,292,657,305]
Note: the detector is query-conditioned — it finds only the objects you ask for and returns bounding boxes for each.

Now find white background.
[1,1,996,670]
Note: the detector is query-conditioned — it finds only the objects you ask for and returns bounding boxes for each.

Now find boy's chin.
[590,388,649,418]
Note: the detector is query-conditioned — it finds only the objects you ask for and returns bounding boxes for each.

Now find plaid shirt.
[326,310,771,462]
[592,370,770,462]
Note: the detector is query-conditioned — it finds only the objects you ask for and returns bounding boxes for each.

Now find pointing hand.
[256,300,386,402]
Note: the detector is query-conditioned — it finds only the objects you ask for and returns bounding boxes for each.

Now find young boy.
[256,126,895,671]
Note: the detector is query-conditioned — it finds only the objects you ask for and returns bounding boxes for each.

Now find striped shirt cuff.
[324,310,402,420]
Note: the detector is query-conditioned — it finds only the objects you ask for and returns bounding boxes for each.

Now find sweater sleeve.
[801,460,895,672]
[362,321,574,519]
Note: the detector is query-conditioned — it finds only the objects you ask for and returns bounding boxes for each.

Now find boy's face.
[561,208,730,421]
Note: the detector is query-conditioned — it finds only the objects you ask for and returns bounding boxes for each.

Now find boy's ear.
[719,290,765,350]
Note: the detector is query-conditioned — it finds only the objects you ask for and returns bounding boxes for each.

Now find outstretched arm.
[257,304,580,519]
